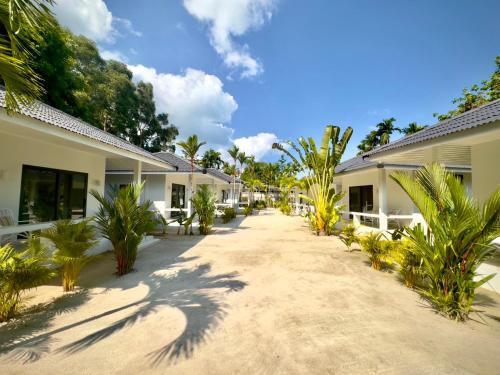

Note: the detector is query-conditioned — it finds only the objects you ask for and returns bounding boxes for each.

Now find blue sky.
[54,0,500,161]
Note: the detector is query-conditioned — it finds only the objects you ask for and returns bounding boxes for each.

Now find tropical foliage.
[339,223,359,252]
[200,149,223,169]
[191,185,217,235]
[40,219,97,291]
[277,176,296,215]
[402,122,427,136]
[390,239,422,288]
[360,232,391,270]
[0,0,54,111]
[243,205,253,216]
[357,118,400,154]
[221,207,236,223]
[91,182,158,276]
[273,125,353,235]
[0,237,54,321]
[177,134,207,173]
[391,164,500,320]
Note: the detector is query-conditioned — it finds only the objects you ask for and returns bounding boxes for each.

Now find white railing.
[340,211,427,231]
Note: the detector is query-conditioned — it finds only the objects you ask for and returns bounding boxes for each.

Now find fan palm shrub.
[191,185,217,235]
[273,125,353,235]
[0,237,54,321]
[40,219,97,291]
[339,223,359,252]
[91,182,158,276]
[360,232,391,270]
[391,163,500,320]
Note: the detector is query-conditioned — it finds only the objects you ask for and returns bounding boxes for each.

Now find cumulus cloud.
[53,0,140,43]
[128,65,238,148]
[182,0,276,78]
[233,132,278,161]
[100,49,128,62]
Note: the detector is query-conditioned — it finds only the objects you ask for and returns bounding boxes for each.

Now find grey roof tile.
[365,99,500,157]
[154,152,202,172]
[335,155,377,174]
[0,89,169,165]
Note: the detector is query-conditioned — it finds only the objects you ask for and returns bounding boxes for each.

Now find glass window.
[171,183,185,218]
[19,165,88,224]
[349,185,373,213]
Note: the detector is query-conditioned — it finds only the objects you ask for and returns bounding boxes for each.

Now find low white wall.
[0,132,105,221]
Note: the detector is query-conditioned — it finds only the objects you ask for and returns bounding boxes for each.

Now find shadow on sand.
[0,234,247,367]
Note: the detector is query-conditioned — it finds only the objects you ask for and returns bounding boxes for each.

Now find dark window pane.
[171,183,186,217]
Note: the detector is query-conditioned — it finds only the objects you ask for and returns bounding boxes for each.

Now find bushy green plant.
[273,125,352,236]
[279,202,292,215]
[391,239,422,288]
[41,219,97,292]
[191,185,216,235]
[221,207,236,223]
[0,238,54,322]
[253,200,267,210]
[91,182,158,276]
[339,223,359,252]
[360,232,391,270]
[391,163,500,320]
[243,205,253,216]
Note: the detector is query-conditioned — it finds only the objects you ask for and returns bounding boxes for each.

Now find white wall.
[0,132,105,221]
[471,139,500,204]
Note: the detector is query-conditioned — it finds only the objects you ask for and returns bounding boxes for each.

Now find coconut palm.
[227,145,240,205]
[391,163,500,320]
[191,184,217,235]
[41,219,97,291]
[273,125,353,235]
[236,152,248,204]
[402,122,428,136]
[177,135,207,173]
[91,182,158,276]
[200,149,223,169]
[376,117,401,145]
[0,0,54,112]
[0,237,54,321]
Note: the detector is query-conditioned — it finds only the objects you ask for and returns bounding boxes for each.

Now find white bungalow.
[334,99,499,231]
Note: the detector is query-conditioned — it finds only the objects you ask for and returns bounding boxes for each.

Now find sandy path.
[1,209,500,374]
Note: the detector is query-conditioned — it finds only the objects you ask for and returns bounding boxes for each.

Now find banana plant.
[273,125,353,235]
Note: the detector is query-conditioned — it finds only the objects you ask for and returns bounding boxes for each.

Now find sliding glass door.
[349,185,373,213]
[19,165,88,224]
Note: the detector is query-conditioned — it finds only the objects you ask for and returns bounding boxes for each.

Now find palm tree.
[376,117,400,145]
[227,145,240,205]
[236,151,248,204]
[391,164,500,320]
[273,125,353,235]
[41,219,97,291]
[200,149,223,169]
[177,135,207,173]
[91,183,158,276]
[402,122,427,136]
[191,184,217,235]
[0,0,54,112]
[357,130,378,155]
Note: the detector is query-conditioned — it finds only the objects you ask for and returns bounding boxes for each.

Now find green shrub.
[391,163,500,321]
[221,207,236,223]
[191,185,217,235]
[0,238,54,322]
[243,205,253,216]
[91,182,158,276]
[41,219,97,292]
[252,200,267,210]
[279,202,292,215]
[339,223,359,252]
[390,239,422,288]
[360,232,391,270]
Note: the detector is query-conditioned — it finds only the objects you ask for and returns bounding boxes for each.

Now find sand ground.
[1,209,500,374]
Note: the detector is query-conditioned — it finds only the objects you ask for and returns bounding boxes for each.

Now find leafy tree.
[391,164,500,320]
[402,122,427,136]
[434,56,500,121]
[0,0,54,111]
[200,149,223,169]
[151,113,178,152]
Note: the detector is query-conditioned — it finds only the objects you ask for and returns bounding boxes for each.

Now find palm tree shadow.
[55,263,246,366]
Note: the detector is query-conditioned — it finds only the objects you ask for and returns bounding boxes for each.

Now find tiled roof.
[365,99,500,157]
[335,155,376,174]
[0,89,168,165]
[207,168,239,183]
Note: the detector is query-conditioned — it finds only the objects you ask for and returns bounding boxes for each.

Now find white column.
[378,168,388,230]
[164,174,170,218]
[186,174,193,216]
[133,160,142,203]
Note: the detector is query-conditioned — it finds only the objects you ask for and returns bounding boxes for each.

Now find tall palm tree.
[177,135,207,173]
[376,117,401,145]
[236,151,248,204]
[402,122,428,136]
[227,145,240,205]
[200,149,223,169]
[0,0,54,112]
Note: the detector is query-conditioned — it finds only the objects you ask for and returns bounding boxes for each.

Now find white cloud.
[182,0,276,78]
[53,0,140,43]
[100,49,128,62]
[128,65,238,148]
[233,132,278,161]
